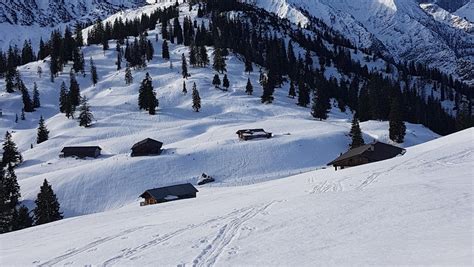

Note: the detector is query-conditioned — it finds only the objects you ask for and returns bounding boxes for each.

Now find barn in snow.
[131,138,163,157]
[140,183,198,206]
[60,146,102,158]
[236,129,272,140]
[327,141,405,170]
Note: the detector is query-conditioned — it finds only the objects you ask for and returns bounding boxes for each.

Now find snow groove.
[192,201,278,267]
[38,225,150,267]
[309,180,342,194]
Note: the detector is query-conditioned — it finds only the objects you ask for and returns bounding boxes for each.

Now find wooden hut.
[236,129,272,141]
[131,138,163,157]
[327,141,405,170]
[140,183,198,206]
[60,146,102,158]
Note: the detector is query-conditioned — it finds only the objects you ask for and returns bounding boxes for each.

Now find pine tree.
[138,73,158,115]
[222,74,230,91]
[261,75,275,104]
[212,74,221,88]
[33,179,63,225]
[116,44,122,71]
[2,131,22,167]
[64,94,75,119]
[15,114,18,123]
[20,109,25,120]
[288,80,296,99]
[0,164,20,233]
[90,58,98,86]
[162,40,170,60]
[389,95,406,143]
[69,70,81,107]
[36,116,49,144]
[125,67,133,85]
[11,205,33,231]
[244,55,253,74]
[181,53,189,78]
[189,44,197,67]
[37,66,42,78]
[349,114,365,149]
[78,96,94,127]
[32,82,40,108]
[20,82,34,112]
[182,81,187,94]
[297,79,310,107]
[311,88,331,120]
[245,78,253,95]
[199,46,209,66]
[192,83,201,112]
[59,81,68,113]
[213,48,226,73]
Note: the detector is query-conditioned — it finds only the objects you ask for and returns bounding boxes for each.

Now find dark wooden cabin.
[60,146,102,158]
[140,183,198,206]
[131,138,163,157]
[236,129,272,141]
[327,141,405,170]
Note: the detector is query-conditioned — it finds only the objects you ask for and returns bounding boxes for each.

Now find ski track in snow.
[192,201,279,267]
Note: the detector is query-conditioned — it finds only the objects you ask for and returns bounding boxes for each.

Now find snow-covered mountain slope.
[420,2,474,32]
[455,0,474,22]
[247,0,474,84]
[0,0,147,51]
[0,1,442,217]
[0,128,471,266]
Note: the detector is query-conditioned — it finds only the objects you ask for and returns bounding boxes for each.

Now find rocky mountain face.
[418,0,470,12]
[0,0,146,26]
[247,0,474,84]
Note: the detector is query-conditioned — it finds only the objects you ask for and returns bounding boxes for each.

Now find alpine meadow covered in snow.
[0,0,473,266]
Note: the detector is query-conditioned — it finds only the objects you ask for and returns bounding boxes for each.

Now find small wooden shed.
[60,146,102,158]
[236,129,272,141]
[131,138,163,157]
[327,141,405,170]
[140,183,198,206]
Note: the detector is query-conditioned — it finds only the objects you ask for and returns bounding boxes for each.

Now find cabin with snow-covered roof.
[140,183,198,206]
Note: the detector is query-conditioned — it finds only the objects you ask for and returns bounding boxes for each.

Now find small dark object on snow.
[327,141,405,170]
[131,138,163,157]
[140,183,198,206]
[60,146,102,158]
[197,173,215,185]
[236,129,272,141]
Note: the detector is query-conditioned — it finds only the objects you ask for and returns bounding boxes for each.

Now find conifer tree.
[189,44,198,67]
[2,131,22,167]
[37,66,42,78]
[36,116,49,144]
[213,48,226,73]
[69,70,81,107]
[389,95,406,143]
[59,81,68,113]
[138,73,158,115]
[181,53,189,78]
[311,88,331,120]
[11,205,33,231]
[33,179,63,225]
[116,44,122,71]
[349,114,365,149]
[64,94,75,119]
[20,109,25,120]
[0,164,20,233]
[125,67,133,85]
[288,80,296,99]
[78,96,94,127]
[74,23,84,47]
[222,74,230,91]
[261,76,275,104]
[209,74,219,90]
[244,55,253,74]
[297,79,310,107]
[20,82,34,112]
[199,46,209,66]
[245,78,253,95]
[32,82,40,108]
[182,81,187,94]
[90,58,98,86]
[162,40,170,60]
[15,114,18,123]
[192,82,201,112]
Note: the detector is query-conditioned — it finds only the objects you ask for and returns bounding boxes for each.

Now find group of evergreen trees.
[59,70,94,126]
[0,132,62,234]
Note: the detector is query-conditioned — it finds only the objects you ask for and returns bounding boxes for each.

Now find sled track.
[192,201,278,267]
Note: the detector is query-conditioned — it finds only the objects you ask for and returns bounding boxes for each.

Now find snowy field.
[0,128,472,266]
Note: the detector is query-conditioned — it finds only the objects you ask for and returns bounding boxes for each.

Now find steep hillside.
[0,1,444,217]
[0,128,471,266]
[247,0,474,84]
[0,0,147,51]
[455,0,474,22]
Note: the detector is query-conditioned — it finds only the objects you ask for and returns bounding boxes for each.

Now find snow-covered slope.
[0,128,471,266]
[248,0,474,84]
[0,0,147,51]
[455,0,474,22]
